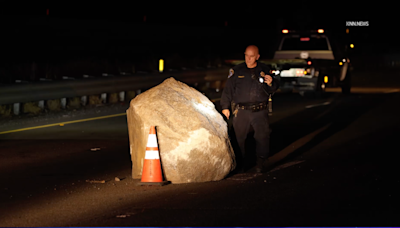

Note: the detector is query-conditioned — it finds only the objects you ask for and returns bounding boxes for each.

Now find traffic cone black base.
[136,181,170,186]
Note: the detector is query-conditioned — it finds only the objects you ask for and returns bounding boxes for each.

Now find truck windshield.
[280,37,330,50]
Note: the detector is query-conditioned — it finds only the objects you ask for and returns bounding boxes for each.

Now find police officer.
[220,45,279,173]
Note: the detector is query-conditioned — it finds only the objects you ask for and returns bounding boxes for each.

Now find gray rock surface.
[126,77,235,183]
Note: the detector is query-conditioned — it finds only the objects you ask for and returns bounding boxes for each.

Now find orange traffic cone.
[138,126,169,186]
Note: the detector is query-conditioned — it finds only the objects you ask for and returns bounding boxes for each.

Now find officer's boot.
[255,156,266,173]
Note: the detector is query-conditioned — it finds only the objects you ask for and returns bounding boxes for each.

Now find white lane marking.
[305,101,331,109]
[265,123,331,168]
[226,173,262,181]
[268,160,305,173]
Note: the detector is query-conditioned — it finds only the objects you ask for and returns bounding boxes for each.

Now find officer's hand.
[264,75,273,86]
[222,109,230,119]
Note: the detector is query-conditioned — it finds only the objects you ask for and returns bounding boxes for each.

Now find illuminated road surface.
[0,88,399,226]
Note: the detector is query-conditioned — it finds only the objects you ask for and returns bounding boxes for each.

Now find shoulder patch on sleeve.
[228,68,234,78]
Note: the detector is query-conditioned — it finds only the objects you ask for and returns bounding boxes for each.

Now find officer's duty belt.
[236,102,268,112]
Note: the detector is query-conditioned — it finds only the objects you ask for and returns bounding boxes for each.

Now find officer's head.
[244,45,260,68]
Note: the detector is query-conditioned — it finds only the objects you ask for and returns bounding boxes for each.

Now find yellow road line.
[0,113,126,135]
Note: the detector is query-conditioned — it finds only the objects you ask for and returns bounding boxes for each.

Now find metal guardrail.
[0,67,230,105]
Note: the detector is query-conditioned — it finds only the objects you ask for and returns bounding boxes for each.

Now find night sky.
[2,4,389,29]
[0,3,397,54]
[0,3,396,84]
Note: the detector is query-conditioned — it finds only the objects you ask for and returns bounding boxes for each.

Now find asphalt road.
[1,86,400,226]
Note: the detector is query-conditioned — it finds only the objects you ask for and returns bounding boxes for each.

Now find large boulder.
[126,77,235,183]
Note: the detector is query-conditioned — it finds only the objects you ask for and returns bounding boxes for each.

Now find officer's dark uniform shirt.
[220,62,279,110]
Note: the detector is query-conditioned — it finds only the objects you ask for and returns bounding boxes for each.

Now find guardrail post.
[13,103,20,116]
[61,98,67,109]
[81,75,92,106]
[38,100,44,109]
[119,91,125,102]
[13,80,28,115]
[101,93,107,103]
[39,78,51,108]
[62,76,75,109]
[81,96,87,106]
[101,73,113,103]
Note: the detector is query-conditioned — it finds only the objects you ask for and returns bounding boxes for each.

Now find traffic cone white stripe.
[145,150,160,159]
[147,134,158,147]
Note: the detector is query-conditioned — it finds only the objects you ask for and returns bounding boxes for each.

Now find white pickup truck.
[272,29,352,95]
[225,29,352,96]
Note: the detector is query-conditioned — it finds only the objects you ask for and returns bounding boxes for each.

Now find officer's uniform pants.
[232,109,270,166]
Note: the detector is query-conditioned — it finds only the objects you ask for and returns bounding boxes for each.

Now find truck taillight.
[318,29,324,33]
[307,61,312,65]
[296,70,304,76]
[282,29,289,33]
